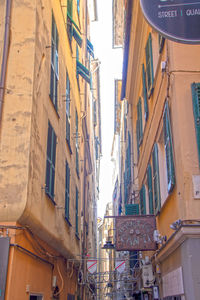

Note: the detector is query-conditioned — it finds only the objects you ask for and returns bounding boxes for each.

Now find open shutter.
[87,39,94,58]
[145,33,154,95]
[140,185,146,215]
[152,143,161,213]
[191,83,200,166]
[137,98,143,145]
[147,164,154,214]
[72,27,82,47]
[142,64,148,121]
[163,101,175,193]
[76,60,90,84]
[136,120,140,159]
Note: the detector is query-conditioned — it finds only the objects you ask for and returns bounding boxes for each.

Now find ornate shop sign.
[115,215,156,251]
[140,0,200,44]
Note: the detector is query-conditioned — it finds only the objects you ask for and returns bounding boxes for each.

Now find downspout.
[0,0,12,129]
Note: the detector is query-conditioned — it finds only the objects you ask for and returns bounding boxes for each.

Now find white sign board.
[162,267,184,297]
[115,260,125,273]
[87,260,97,274]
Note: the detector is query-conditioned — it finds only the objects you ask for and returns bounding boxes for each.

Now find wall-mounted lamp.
[101,240,115,250]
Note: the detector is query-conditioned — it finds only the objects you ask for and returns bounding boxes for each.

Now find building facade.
[113,0,200,299]
[0,0,101,299]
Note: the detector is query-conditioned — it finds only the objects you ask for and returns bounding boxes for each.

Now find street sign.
[115,215,156,251]
[115,260,125,273]
[87,260,97,274]
[140,0,200,44]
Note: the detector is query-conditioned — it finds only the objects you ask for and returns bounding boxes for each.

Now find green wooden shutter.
[75,110,79,176]
[152,143,161,213]
[65,161,70,220]
[66,72,70,147]
[191,83,200,166]
[147,164,154,214]
[75,187,79,236]
[50,14,59,110]
[142,64,148,121]
[145,33,154,95]
[140,185,146,215]
[163,101,175,193]
[136,120,140,159]
[125,204,139,215]
[45,121,57,201]
[137,98,143,145]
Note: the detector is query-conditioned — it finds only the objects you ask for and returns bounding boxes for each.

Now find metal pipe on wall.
[0,0,12,129]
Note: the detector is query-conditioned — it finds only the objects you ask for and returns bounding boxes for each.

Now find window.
[75,110,79,176]
[75,187,79,236]
[67,0,73,42]
[65,161,70,221]
[145,33,154,96]
[125,204,139,215]
[142,64,148,121]
[77,0,80,15]
[66,72,71,148]
[30,296,43,300]
[50,14,59,110]
[136,98,143,150]
[152,143,161,213]
[67,294,75,300]
[140,185,146,215]
[147,164,154,214]
[191,82,200,165]
[45,121,57,201]
[159,34,165,53]
[163,101,175,193]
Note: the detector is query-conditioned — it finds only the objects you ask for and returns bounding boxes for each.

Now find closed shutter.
[147,164,154,214]
[142,64,148,121]
[125,204,139,215]
[45,122,57,201]
[191,82,200,166]
[65,162,70,220]
[152,144,161,213]
[137,98,143,145]
[136,120,140,159]
[75,188,79,236]
[140,185,146,215]
[75,110,79,176]
[145,33,154,95]
[163,101,175,193]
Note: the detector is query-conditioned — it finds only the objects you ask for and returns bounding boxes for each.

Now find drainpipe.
[0,0,12,129]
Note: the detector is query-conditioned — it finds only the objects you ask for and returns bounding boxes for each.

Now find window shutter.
[75,110,79,176]
[136,120,140,159]
[125,204,139,215]
[191,82,200,166]
[65,162,70,220]
[142,64,148,121]
[137,98,143,145]
[72,27,82,47]
[50,14,58,110]
[152,143,161,213]
[140,185,146,215]
[45,122,57,201]
[75,188,79,235]
[147,164,154,214]
[76,60,90,84]
[87,39,94,58]
[163,101,175,193]
[145,33,154,95]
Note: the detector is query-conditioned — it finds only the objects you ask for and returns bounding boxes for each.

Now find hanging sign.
[87,260,97,274]
[115,260,126,273]
[115,215,156,251]
[140,0,200,44]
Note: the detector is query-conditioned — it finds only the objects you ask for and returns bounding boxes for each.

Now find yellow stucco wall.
[0,0,88,260]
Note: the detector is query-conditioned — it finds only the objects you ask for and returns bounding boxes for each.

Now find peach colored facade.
[114,0,200,299]
[0,0,100,299]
